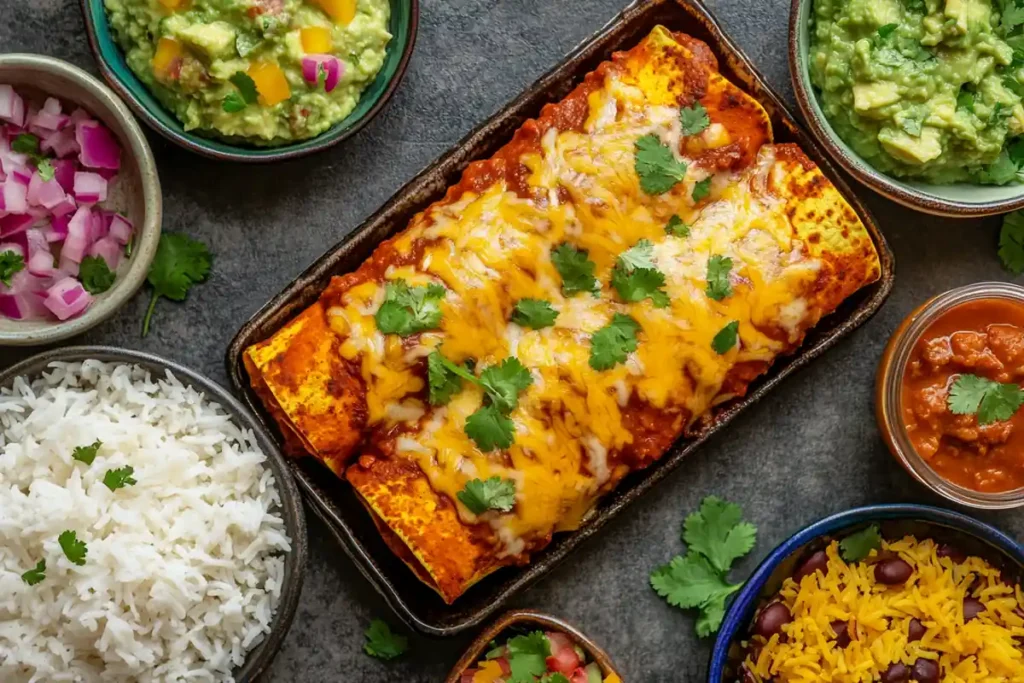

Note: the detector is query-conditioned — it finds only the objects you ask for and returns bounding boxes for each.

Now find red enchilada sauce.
[901,298,1024,492]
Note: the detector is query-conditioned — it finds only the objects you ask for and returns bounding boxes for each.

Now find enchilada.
[244,26,881,603]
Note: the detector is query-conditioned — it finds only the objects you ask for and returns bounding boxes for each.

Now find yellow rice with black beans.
[741,537,1024,683]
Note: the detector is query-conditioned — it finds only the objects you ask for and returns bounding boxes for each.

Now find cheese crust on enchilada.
[244,26,881,603]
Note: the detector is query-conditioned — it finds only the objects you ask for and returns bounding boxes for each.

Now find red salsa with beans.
[901,298,1024,492]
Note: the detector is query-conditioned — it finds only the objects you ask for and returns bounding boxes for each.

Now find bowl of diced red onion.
[0,54,160,345]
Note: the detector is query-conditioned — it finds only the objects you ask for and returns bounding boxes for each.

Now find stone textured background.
[2,1,1022,681]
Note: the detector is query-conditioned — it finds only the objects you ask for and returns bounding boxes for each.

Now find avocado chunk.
[853,82,901,112]
[878,126,943,164]
[169,20,238,61]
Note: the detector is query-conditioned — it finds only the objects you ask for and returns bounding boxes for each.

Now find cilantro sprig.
[465,403,516,451]
[79,256,116,295]
[948,374,1024,425]
[665,214,690,237]
[680,102,710,136]
[0,250,25,287]
[610,240,669,308]
[427,350,474,406]
[223,72,259,113]
[142,233,212,337]
[58,530,87,566]
[590,313,640,370]
[506,632,550,682]
[457,475,516,514]
[375,280,446,337]
[551,243,598,296]
[363,619,408,660]
[21,559,46,586]
[635,133,688,195]
[103,465,137,491]
[650,496,757,637]
[477,358,533,413]
[511,298,558,329]
[999,210,1024,274]
[839,524,882,562]
[71,440,102,465]
[691,177,713,203]
[711,321,739,355]
[705,255,733,301]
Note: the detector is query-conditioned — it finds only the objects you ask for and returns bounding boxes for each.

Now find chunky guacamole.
[810,0,1024,184]
[104,0,391,145]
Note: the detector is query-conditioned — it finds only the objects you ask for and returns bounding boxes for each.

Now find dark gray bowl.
[0,346,307,682]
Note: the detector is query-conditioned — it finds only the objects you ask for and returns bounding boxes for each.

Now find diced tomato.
[460,671,477,683]
[545,633,581,675]
[496,657,511,675]
[569,668,591,683]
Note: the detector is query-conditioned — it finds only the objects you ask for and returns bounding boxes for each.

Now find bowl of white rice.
[0,347,306,683]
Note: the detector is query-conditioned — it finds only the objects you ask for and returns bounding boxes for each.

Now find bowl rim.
[787,0,1024,218]
[0,345,308,680]
[443,609,622,683]
[78,0,420,163]
[707,503,1024,682]
[876,282,1024,509]
[0,54,162,346]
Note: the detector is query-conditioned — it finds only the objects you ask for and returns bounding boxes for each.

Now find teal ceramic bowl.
[789,0,1024,217]
[80,0,418,162]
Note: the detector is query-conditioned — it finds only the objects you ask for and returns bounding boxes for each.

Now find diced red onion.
[0,241,25,260]
[73,171,107,204]
[0,85,26,127]
[50,197,76,217]
[41,127,78,158]
[0,213,33,238]
[9,167,31,186]
[26,228,46,255]
[75,121,120,170]
[27,249,54,277]
[108,213,133,245]
[88,237,121,270]
[0,290,47,320]
[90,209,108,242]
[44,214,70,242]
[58,254,79,277]
[52,159,75,191]
[44,277,92,320]
[301,55,343,93]
[2,181,27,214]
[64,206,91,263]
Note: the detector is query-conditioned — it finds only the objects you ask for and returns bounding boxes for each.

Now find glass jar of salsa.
[877,282,1024,509]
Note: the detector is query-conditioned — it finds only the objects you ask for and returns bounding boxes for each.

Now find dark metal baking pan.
[226,0,895,637]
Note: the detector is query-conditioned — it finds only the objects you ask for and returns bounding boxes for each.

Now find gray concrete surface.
[2,0,1023,681]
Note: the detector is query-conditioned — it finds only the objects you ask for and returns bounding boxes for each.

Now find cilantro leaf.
[143,233,212,337]
[79,255,116,294]
[957,90,975,113]
[665,214,690,237]
[229,71,260,104]
[511,298,558,329]
[222,92,247,113]
[589,313,640,370]
[680,102,711,136]
[618,239,656,271]
[611,265,669,307]
[682,496,757,574]
[374,280,446,337]
[705,255,733,301]
[58,530,87,566]
[427,350,464,406]
[507,632,550,683]
[1005,2,1024,30]
[695,590,733,638]
[711,321,740,355]
[1000,210,1024,274]
[541,674,571,683]
[691,177,713,202]
[478,357,533,413]
[11,133,40,156]
[1009,138,1024,167]
[457,476,517,514]
[650,553,742,637]
[21,559,46,586]
[465,403,515,451]
[71,440,102,466]
[102,465,137,491]
[37,158,55,182]
[0,249,25,287]
[948,373,1024,424]
[979,149,1019,185]
[363,619,408,661]
[634,133,688,195]
[551,243,599,296]
[235,31,261,57]
[899,116,922,137]
[876,23,899,39]
[839,524,882,562]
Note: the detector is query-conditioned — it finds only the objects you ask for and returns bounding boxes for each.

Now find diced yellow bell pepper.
[157,0,191,10]
[301,26,333,53]
[604,674,622,683]
[247,61,291,106]
[471,661,503,683]
[152,37,183,80]
[311,0,356,25]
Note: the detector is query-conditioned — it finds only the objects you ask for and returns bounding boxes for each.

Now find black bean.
[794,550,829,581]
[831,620,851,648]
[907,618,926,642]
[911,658,939,683]
[880,663,910,683]
[935,543,966,563]
[963,597,985,622]
[874,558,913,585]
[755,602,792,638]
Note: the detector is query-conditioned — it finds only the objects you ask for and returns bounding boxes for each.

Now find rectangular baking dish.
[226,0,895,637]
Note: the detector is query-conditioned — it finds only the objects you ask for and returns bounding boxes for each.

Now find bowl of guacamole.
[80,0,418,161]
[790,0,1024,215]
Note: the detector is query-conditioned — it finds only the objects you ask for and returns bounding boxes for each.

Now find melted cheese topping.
[326,59,825,553]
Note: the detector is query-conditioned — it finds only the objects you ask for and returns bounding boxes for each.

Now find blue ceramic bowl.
[79,0,418,162]
[708,504,1024,682]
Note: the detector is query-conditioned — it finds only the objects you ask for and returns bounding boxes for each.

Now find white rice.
[0,360,292,683]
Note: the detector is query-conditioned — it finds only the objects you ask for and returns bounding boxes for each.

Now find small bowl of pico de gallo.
[0,54,161,346]
[445,610,622,683]
[877,282,1024,508]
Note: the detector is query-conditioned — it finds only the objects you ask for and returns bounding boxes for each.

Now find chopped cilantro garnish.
[551,243,598,296]
[634,133,688,195]
[617,239,656,271]
[21,559,46,586]
[711,321,739,355]
[611,240,669,308]
[511,298,558,329]
[680,102,710,136]
[477,357,533,414]
[229,72,259,103]
[691,177,713,202]
[37,158,55,182]
[426,350,470,406]
[665,214,690,237]
[143,233,212,337]
[899,116,922,137]
[374,280,446,336]
[11,133,40,156]
[465,403,515,451]
[979,149,1019,185]
[0,250,25,287]
[102,465,137,491]
[705,255,733,301]
[876,23,899,39]
[58,530,87,566]
[457,476,517,514]
[948,373,1024,425]
[957,90,975,113]
[222,92,247,113]
[235,31,261,57]
[839,524,882,562]
[71,440,102,466]
[506,632,550,682]
[1000,210,1024,274]
[363,619,408,660]
[682,496,758,574]
[589,313,640,370]
[79,256,116,294]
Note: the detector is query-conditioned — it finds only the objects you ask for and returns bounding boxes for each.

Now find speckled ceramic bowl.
[708,505,1024,682]
[445,610,622,683]
[0,54,161,346]
[789,0,1024,217]
[0,346,308,682]
[79,0,418,163]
